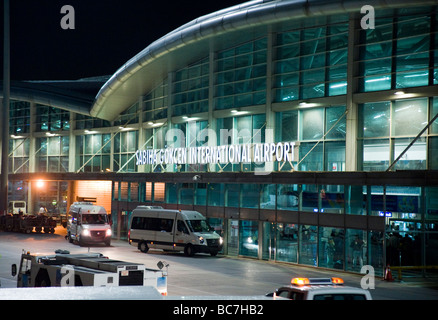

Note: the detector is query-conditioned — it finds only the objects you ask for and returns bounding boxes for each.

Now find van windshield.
[81,214,108,225]
[186,219,212,233]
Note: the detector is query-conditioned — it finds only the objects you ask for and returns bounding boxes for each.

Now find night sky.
[0,0,244,81]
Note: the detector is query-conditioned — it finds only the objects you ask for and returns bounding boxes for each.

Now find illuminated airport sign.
[135,142,295,166]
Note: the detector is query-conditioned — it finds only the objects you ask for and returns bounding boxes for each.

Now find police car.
[271,277,372,300]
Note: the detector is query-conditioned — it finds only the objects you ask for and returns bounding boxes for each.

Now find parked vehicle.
[129,206,223,257]
[11,249,168,295]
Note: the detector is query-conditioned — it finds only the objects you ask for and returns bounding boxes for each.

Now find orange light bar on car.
[291,277,310,286]
[331,277,344,285]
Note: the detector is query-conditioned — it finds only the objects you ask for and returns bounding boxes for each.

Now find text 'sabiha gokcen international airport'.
[4,0,438,276]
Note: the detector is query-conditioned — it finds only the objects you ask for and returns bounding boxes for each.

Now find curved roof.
[1,76,109,115]
[91,0,438,121]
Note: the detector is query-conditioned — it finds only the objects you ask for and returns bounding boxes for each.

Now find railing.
[390,265,438,280]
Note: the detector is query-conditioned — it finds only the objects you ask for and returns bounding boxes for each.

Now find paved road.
[1,227,437,300]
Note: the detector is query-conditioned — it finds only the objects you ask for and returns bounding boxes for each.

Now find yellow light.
[291,277,310,286]
[331,277,344,285]
[36,180,45,188]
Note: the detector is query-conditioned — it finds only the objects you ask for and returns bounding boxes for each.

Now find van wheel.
[139,242,149,253]
[210,251,218,257]
[184,244,195,257]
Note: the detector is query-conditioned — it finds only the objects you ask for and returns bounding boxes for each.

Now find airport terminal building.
[4,0,438,275]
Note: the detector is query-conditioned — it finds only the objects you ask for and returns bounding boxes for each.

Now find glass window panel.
[360,102,390,138]
[260,184,276,209]
[300,108,324,140]
[165,183,177,204]
[301,53,325,69]
[275,87,298,102]
[48,157,59,172]
[345,185,366,215]
[346,229,367,271]
[274,223,298,263]
[48,137,60,156]
[302,27,326,41]
[239,220,259,258]
[319,226,344,269]
[326,106,346,140]
[60,156,69,172]
[301,68,325,84]
[277,184,300,211]
[302,83,325,98]
[392,98,427,136]
[362,139,390,171]
[429,137,438,170]
[396,70,429,88]
[225,184,239,207]
[396,52,429,73]
[277,31,300,45]
[328,65,347,80]
[208,183,224,207]
[397,16,430,40]
[328,82,347,96]
[179,184,194,205]
[320,185,344,213]
[299,225,317,266]
[275,58,299,73]
[361,58,392,76]
[299,143,323,171]
[325,141,345,172]
[362,75,392,92]
[85,135,93,154]
[277,45,300,59]
[328,34,348,51]
[362,20,392,43]
[195,184,207,205]
[430,97,438,133]
[397,35,429,56]
[61,136,69,156]
[393,137,427,170]
[241,184,260,208]
[275,73,299,87]
[277,110,298,142]
[426,187,438,219]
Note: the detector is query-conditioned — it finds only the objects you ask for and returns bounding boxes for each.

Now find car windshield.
[81,214,108,225]
[186,219,212,233]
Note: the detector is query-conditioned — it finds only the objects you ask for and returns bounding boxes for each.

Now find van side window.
[177,220,189,234]
[160,219,173,232]
[131,216,173,232]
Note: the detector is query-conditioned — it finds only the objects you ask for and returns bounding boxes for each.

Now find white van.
[128,206,223,257]
[8,201,27,215]
[66,202,112,246]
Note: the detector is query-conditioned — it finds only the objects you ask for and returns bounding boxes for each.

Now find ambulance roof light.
[291,277,310,286]
[331,277,344,285]
[290,277,344,286]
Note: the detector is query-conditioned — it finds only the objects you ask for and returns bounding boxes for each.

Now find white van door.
[174,219,191,250]
[155,217,175,250]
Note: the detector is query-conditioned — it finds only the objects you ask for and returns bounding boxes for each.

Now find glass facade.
[6,4,438,276]
[358,97,435,171]
[274,20,348,101]
[215,38,267,109]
